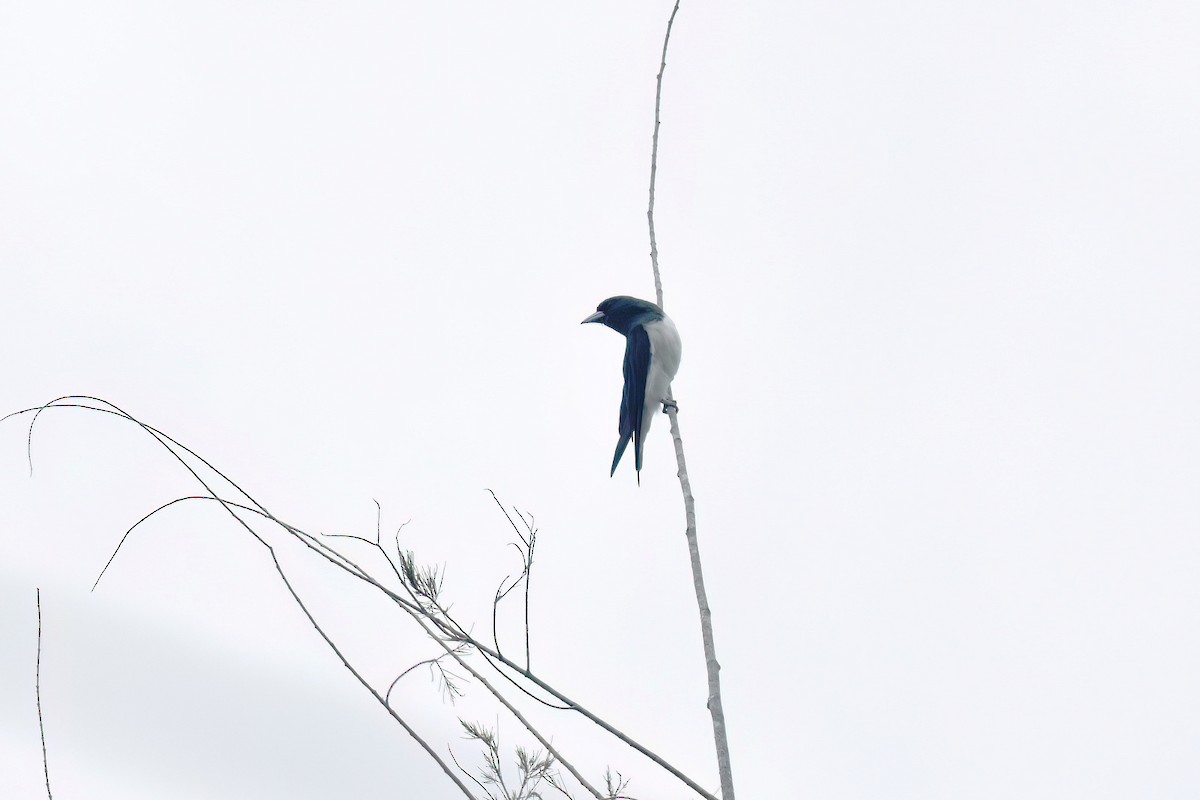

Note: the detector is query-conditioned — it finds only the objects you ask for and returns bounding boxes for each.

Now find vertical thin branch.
[646,2,736,798]
[666,410,733,795]
[523,563,532,671]
[648,0,680,309]
[487,492,536,671]
[36,589,53,800]
[521,513,534,672]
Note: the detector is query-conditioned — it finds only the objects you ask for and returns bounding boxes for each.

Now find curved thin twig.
[385,650,466,707]
[9,400,476,799]
[94,495,260,590]
[448,745,501,800]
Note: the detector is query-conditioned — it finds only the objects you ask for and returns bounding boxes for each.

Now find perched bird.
[582,296,682,480]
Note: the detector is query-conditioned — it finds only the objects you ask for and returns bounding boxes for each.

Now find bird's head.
[581,296,664,335]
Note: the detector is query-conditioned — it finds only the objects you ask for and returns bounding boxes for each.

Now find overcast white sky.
[3,1,1200,798]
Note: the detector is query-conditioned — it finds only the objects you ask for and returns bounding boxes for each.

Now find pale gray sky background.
[3,1,1199,798]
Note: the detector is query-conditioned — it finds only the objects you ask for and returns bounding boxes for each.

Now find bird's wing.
[611,325,651,476]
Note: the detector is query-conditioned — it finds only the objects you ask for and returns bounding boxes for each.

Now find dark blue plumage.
[582,296,682,480]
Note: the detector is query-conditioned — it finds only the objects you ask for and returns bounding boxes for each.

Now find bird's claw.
[662,400,679,414]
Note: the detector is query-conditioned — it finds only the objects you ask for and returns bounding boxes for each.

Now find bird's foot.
[662,400,679,414]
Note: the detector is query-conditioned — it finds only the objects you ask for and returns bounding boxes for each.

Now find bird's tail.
[632,427,645,486]
[610,433,631,477]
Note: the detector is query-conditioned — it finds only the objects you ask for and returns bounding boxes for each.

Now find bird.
[582,295,682,481]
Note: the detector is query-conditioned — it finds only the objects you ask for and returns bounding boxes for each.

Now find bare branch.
[9,400,715,800]
[10,399,476,799]
[36,589,53,800]
[406,602,603,798]
[644,2,736,797]
[487,495,537,671]
[517,510,536,672]
[320,530,380,547]
[292,513,715,797]
[94,495,265,590]
[647,0,682,309]
[450,743,501,800]
[264,544,480,800]
[385,647,468,708]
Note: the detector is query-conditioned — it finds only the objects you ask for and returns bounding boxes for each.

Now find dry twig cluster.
[8,395,717,800]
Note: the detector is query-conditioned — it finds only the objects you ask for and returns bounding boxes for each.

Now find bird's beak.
[581,311,605,325]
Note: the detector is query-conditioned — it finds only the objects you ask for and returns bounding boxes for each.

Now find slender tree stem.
[647,0,680,309]
[37,589,53,800]
[646,2,736,798]
[666,406,733,796]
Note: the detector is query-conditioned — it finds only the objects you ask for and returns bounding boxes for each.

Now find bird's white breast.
[641,315,682,441]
